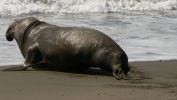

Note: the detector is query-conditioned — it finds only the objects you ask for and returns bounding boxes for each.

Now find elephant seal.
[3,17,135,80]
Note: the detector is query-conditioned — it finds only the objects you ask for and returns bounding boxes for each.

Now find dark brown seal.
[3,17,137,80]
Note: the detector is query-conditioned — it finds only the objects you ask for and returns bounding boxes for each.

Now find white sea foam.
[0,0,177,17]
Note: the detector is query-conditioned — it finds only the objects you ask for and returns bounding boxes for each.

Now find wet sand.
[0,60,177,100]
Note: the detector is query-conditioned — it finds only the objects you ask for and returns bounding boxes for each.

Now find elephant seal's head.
[6,17,39,42]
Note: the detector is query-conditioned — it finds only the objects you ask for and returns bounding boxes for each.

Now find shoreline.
[1,59,176,66]
[0,60,177,100]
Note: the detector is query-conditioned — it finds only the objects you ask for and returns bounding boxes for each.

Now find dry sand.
[0,60,177,100]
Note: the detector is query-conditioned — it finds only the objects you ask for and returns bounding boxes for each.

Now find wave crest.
[0,0,177,17]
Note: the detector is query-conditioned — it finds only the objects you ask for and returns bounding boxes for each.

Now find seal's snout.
[6,23,16,41]
[6,31,14,41]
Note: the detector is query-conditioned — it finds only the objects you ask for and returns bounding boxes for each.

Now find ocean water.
[0,0,177,65]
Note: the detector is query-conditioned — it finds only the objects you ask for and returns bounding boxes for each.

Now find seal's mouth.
[6,32,14,41]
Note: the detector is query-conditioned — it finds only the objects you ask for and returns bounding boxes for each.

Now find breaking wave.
[0,0,177,17]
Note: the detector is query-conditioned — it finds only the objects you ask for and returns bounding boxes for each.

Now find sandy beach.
[0,0,177,100]
[0,60,176,100]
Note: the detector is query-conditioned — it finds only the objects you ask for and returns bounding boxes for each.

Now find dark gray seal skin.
[3,17,136,80]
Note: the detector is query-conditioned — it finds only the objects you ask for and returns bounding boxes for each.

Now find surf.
[0,0,176,17]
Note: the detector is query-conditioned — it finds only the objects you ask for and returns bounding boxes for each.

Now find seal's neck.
[20,21,44,53]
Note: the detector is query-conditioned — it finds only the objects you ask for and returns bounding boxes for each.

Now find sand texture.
[0,60,177,100]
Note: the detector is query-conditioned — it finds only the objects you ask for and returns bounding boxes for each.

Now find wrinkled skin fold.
[3,17,143,80]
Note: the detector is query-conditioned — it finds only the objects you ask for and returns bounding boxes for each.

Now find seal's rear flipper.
[112,69,141,80]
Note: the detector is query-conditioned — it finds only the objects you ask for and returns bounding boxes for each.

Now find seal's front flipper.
[1,66,28,71]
